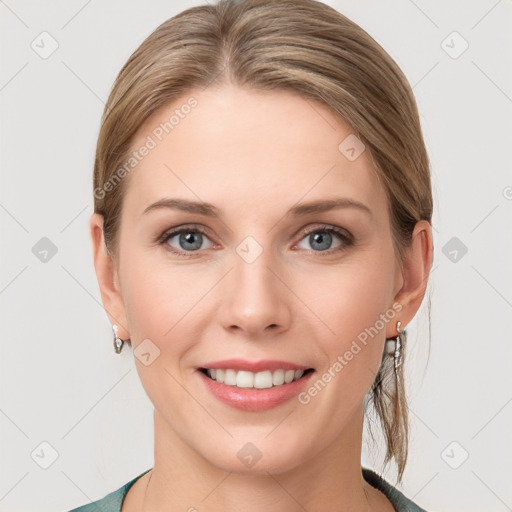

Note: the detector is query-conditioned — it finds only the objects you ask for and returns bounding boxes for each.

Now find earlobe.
[389,220,434,334]
[89,213,130,339]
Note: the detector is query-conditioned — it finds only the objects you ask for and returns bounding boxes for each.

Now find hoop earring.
[112,324,125,354]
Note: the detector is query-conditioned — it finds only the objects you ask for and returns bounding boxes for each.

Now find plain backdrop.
[1,1,511,511]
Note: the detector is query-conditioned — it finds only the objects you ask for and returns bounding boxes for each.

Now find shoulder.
[65,469,152,512]
[362,467,428,512]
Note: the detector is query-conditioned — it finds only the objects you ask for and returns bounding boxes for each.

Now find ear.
[387,220,434,337]
[89,212,130,340]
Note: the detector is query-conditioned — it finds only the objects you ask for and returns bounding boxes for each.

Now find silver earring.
[394,321,402,371]
[384,321,404,368]
[112,324,125,354]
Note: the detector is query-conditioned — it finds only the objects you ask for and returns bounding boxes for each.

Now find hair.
[93,0,433,482]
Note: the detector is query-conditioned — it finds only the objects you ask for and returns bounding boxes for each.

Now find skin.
[90,84,433,512]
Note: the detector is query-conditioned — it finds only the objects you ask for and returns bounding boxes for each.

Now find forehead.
[123,85,387,219]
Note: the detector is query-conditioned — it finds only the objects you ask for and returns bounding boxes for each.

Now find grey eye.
[297,230,343,252]
[166,230,213,252]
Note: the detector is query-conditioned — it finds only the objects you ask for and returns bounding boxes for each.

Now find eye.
[160,225,214,255]
[296,225,353,254]
[158,223,353,257]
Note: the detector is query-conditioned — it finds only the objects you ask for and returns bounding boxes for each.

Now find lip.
[197,366,315,412]
[199,359,311,372]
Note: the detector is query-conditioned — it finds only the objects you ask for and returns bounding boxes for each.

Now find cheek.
[118,252,203,372]
[120,246,198,328]
[118,257,201,423]
[315,257,395,337]
[292,259,395,429]
[309,252,396,385]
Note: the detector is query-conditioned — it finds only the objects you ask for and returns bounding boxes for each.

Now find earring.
[394,321,403,371]
[112,324,125,354]
[384,321,404,369]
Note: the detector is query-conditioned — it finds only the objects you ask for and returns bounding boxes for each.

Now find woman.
[69,0,434,510]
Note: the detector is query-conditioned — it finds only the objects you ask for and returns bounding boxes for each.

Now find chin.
[199,435,309,476]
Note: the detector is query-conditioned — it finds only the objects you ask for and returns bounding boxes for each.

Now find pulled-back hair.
[93,0,433,481]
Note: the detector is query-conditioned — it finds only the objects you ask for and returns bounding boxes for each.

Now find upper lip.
[199,359,312,372]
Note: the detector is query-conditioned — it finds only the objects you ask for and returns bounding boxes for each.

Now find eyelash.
[157,223,354,257]
[297,225,354,255]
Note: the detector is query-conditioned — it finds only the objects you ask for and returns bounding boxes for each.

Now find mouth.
[196,361,315,411]
[199,367,315,389]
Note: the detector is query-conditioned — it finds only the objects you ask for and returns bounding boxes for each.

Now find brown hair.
[93,0,433,481]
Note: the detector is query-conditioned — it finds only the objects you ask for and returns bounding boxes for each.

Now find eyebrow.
[142,197,372,218]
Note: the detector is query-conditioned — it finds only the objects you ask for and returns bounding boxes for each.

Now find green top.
[66,467,427,512]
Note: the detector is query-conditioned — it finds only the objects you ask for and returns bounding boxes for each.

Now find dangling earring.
[384,321,404,371]
[382,320,404,398]
[394,320,403,372]
[112,324,125,354]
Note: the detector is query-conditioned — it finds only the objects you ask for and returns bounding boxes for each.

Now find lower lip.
[198,370,314,411]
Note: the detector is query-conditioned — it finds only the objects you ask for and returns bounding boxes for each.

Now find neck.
[141,405,382,512]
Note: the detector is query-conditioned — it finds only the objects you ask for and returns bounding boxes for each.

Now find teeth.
[254,370,272,389]
[224,369,237,386]
[272,369,285,385]
[237,370,254,388]
[205,368,308,388]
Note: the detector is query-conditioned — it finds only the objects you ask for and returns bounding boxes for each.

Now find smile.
[201,368,314,388]
[197,361,315,411]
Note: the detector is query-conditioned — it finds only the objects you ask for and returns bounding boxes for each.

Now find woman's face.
[96,84,412,474]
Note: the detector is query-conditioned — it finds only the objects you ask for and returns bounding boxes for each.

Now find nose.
[217,246,292,339]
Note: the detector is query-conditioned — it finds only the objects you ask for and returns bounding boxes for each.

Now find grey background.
[1,1,511,511]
